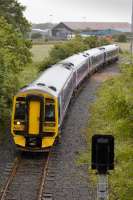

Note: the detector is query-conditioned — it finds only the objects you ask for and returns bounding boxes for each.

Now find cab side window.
[45,104,55,122]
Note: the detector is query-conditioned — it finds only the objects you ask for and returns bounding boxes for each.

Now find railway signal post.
[91,135,114,200]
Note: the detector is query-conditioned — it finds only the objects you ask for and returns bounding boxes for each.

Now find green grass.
[19,63,40,87]
[77,56,133,199]
[31,44,54,62]
[117,42,130,51]
[19,44,54,88]
[26,44,54,84]
[30,42,130,63]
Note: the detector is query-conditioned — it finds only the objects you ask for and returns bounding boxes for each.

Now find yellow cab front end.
[11,90,58,151]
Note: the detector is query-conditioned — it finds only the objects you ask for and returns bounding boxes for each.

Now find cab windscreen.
[45,104,55,122]
[15,98,26,120]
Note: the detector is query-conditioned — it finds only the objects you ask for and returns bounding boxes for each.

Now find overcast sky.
[18,0,132,23]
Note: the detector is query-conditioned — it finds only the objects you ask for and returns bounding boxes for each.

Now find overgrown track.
[0,151,52,200]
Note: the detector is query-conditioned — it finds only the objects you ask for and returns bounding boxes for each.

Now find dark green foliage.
[114,34,127,43]
[31,32,42,39]
[40,36,110,71]
[50,36,87,61]
[0,0,31,126]
[0,17,31,125]
[84,36,110,48]
[0,0,30,35]
[45,38,49,42]
[39,57,56,71]
[83,36,98,48]
[98,37,110,46]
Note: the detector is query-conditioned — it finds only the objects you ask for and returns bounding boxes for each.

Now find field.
[30,42,131,63]
[31,44,54,62]
[117,42,130,51]
[18,44,54,88]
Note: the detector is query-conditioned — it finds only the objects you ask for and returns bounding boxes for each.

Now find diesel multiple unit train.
[11,44,119,151]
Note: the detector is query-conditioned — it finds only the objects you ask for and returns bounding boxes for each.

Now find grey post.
[97,174,108,200]
[130,0,133,63]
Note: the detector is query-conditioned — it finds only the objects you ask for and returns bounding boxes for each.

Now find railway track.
[0,151,53,200]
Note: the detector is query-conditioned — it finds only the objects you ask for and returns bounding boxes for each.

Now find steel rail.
[37,151,51,200]
[0,156,21,200]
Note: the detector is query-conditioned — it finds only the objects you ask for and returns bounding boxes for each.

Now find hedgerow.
[0,17,31,126]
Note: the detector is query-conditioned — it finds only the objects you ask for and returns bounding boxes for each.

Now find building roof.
[60,22,131,32]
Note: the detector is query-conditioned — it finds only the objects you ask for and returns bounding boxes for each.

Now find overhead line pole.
[130,0,133,63]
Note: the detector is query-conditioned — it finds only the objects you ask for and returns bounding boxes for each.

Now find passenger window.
[45,104,55,122]
[15,101,26,120]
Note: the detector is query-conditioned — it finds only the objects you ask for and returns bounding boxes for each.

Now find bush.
[0,17,31,125]
[39,36,110,71]
[31,32,43,39]
[115,34,127,43]
[83,36,98,48]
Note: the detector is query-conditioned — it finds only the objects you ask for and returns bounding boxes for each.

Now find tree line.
[0,0,31,126]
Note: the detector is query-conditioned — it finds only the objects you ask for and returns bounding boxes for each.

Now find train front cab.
[11,91,58,151]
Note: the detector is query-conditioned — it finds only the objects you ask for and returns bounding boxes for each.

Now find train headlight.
[16,121,21,125]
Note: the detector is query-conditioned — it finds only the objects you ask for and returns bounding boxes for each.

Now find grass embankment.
[78,55,133,199]
[117,42,130,52]
[31,44,54,62]
[19,44,53,86]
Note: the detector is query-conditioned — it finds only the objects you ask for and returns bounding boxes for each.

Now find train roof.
[60,53,89,69]
[17,44,119,98]
[19,64,73,97]
[84,48,104,56]
[101,44,119,51]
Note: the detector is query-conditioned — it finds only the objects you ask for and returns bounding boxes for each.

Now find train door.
[26,95,44,135]
[88,58,91,74]
[73,70,77,89]
[104,52,106,64]
[89,57,93,73]
[28,101,40,134]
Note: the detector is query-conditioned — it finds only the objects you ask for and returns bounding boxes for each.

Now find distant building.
[52,23,73,39]
[52,22,131,39]
[30,28,52,39]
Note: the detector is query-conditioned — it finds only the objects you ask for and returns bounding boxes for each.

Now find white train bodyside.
[20,44,119,129]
